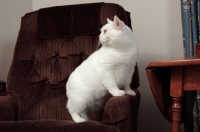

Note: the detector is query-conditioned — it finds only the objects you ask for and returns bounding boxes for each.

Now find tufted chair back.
[6,3,139,121]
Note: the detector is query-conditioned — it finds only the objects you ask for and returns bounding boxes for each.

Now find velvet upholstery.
[38,3,103,39]
[0,95,18,121]
[1,3,140,132]
[0,120,119,132]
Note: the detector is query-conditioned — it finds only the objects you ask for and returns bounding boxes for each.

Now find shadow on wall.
[136,0,183,132]
[0,42,15,81]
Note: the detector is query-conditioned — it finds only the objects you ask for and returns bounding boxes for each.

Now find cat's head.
[99,16,133,48]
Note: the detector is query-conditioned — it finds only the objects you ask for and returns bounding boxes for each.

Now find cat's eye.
[103,30,107,34]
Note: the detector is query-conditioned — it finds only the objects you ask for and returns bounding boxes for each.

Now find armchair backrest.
[6,3,139,120]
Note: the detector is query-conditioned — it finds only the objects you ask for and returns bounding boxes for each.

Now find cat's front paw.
[112,90,125,96]
[125,89,136,96]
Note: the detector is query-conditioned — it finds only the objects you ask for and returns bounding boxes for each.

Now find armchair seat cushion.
[0,120,118,132]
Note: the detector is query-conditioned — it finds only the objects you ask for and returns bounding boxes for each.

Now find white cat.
[66,16,138,123]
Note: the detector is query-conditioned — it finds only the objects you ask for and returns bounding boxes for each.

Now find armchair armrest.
[0,94,18,121]
[102,89,140,123]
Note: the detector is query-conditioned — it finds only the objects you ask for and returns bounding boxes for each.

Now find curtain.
[180,0,200,132]
[181,0,199,57]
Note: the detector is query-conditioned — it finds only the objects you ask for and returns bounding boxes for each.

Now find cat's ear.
[113,16,124,30]
[107,18,112,24]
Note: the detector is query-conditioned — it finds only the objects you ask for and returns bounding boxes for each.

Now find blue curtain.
[181,0,199,57]
[181,0,200,131]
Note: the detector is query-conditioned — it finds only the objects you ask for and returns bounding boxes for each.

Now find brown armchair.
[0,3,140,132]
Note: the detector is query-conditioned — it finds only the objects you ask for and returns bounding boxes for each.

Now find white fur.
[66,16,138,123]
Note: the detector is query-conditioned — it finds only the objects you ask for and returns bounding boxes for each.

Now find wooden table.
[146,58,200,132]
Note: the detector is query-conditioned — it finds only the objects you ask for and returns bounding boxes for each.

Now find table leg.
[170,67,183,132]
[171,97,182,132]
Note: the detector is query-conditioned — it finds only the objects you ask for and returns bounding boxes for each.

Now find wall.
[0,0,33,81]
[0,0,183,131]
[33,0,184,131]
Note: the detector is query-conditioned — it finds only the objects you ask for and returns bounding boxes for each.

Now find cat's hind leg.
[67,97,88,123]
[80,110,89,121]
[70,113,86,123]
